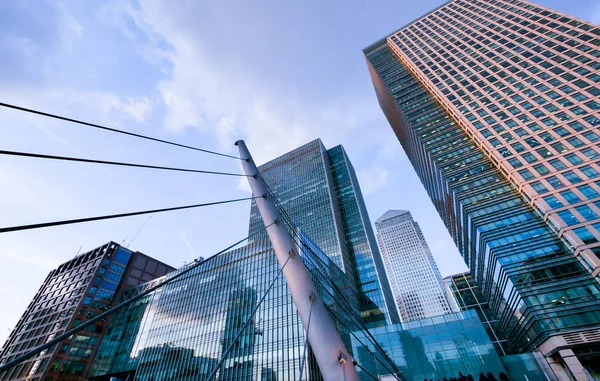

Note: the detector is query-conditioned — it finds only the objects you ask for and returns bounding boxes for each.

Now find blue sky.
[1,0,598,345]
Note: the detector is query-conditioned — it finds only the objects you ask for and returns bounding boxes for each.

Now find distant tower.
[375,210,452,321]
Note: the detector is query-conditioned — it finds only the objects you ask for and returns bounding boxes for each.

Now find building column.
[545,355,574,381]
[557,349,590,381]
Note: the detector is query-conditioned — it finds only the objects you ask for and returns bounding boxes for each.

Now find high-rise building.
[0,242,173,381]
[375,210,453,321]
[249,139,399,327]
[365,0,600,377]
[374,210,453,321]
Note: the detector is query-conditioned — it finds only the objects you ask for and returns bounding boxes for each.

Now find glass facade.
[0,243,172,381]
[327,146,399,327]
[364,28,600,356]
[445,272,508,355]
[248,139,399,327]
[352,310,506,381]
[383,0,600,274]
[90,236,398,381]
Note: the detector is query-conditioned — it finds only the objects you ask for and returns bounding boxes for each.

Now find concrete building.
[375,210,453,321]
[364,0,600,378]
[0,242,173,381]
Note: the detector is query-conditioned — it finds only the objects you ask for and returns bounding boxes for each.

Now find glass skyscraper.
[375,210,453,321]
[0,242,173,381]
[365,0,600,378]
[248,139,399,327]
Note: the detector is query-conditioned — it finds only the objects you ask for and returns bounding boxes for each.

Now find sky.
[0,0,599,346]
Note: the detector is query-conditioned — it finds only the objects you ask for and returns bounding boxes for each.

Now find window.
[534,164,550,175]
[578,185,599,199]
[573,227,598,244]
[563,171,583,184]
[569,121,586,131]
[531,181,549,193]
[558,210,580,226]
[544,195,563,208]
[549,158,567,170]
[561,190,581,204]
[519,169,535,180]
[553,127,571,137]
[537,147,554,158]
[523,153,538,164]
[582,148,599,159]
[565,153,584,165]
[575,205,599,221]
[567,136,585,147]
[508,158,523,168]
[547,176,566,189]
[580,166,600,179]
[583,131,600,142]
[551,142,568,153]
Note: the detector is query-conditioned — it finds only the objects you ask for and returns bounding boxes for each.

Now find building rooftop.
[375,209,409,224]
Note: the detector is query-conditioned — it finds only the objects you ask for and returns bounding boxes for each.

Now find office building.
[0,242,173,381]
[90,236,398,381]
[248,139,399,327]
[365,0,600,378]
[375,210,453,321]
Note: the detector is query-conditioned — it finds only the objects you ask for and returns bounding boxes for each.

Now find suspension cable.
[0,149,251,177]
[0,196,259,234]
[0,102,243,160]
[205,255,293,381]
[0,223,275,374]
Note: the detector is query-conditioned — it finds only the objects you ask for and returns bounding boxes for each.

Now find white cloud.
[100,0,392,165]
[122,96,154,122]
[57,2,83,52]
[357,166,389,196]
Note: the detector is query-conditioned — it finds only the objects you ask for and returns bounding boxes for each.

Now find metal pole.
[236,140,359,381]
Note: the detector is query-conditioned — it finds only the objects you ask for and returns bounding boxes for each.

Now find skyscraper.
[248,139,399,327]
[0,242,173,381]
[375,210,453,321]
[365,0,600,376]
